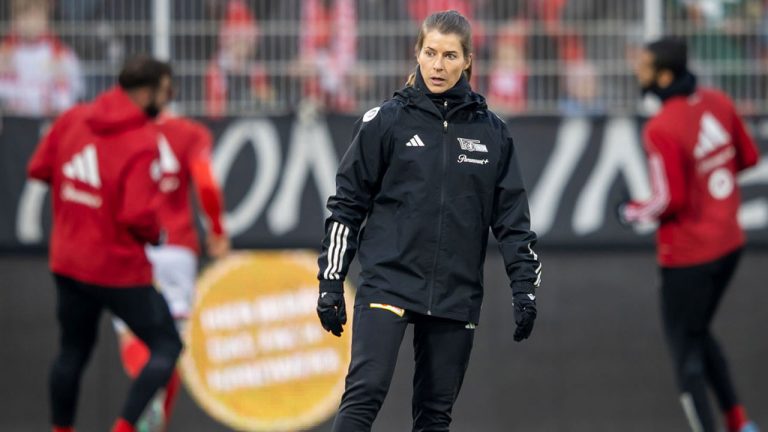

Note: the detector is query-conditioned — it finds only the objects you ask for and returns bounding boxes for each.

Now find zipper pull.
[443,100,448,108]
[443,120,448,132]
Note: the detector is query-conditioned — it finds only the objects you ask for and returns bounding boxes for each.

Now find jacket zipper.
[427,118,449,315]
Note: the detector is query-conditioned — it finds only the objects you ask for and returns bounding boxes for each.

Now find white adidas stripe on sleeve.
[330,222,350,280]
[324,222,340,280]
[329,223,344,280]
[337,224,349,280]
[528,243,542,287]
[625,153,670,221]
[323,221,350,281]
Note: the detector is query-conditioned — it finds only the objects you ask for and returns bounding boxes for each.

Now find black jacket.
[318,72,540,324]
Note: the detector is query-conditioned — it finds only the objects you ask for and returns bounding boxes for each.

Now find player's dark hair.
[646,37,688,78]
[118,55,173,90]
[406,10,473,86]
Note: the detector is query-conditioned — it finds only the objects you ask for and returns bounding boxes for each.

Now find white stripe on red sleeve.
[625,153,670,222]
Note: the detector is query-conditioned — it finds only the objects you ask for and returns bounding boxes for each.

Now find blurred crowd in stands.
[0,0,766,117]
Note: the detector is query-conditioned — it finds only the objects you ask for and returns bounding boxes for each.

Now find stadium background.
[1,0,767,431]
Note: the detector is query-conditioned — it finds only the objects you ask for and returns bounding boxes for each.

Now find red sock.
[111,418,135,432]
[120,336,150,378]
[726,405,749,432]
[163,368,182,423]
[52,426,75,432]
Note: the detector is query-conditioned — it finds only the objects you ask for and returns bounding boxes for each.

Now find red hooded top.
[623,88,759,267]
[155,115,225,254]
[28,87,163,287]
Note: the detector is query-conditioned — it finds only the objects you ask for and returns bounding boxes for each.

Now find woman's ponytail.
[405,72,417,87]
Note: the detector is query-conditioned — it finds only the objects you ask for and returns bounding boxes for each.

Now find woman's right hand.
[317,291,347,337]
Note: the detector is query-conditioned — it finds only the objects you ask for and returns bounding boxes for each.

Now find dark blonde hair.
[406,10,473,87]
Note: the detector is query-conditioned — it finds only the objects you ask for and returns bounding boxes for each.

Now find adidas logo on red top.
[62,144,101,188]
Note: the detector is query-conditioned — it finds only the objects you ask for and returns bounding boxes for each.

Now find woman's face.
[417,30,471,93]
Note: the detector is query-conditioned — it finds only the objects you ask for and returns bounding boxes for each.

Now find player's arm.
[622,128,687,223]
[117,147,162,245]
[188,125,228,257]
[731,109,759,172]
[27,116,67,183]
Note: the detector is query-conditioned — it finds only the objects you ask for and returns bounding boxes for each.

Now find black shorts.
[53,274,179,349]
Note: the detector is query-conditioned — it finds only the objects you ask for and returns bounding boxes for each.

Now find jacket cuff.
[511,281,536,296]
[319,279,344,294]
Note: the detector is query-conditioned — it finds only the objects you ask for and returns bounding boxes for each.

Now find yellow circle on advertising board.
[180,251,354,431]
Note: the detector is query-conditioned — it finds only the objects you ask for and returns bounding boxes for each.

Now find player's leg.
[109,245,196,431]
[332,304,409,432]
[111,317,160,432]
[49,275,104,431]
[161,370,181,426]
[145,245,198,328]
[105,285,182,431]
[410,314,474,432]
[702,334,758,432]
[137,245,198,431]
[660,265,718,432]
[703,334,739,412]
[112,318,149,378]
[701,249,757,432]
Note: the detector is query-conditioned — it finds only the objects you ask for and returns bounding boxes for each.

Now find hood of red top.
[85,87,150,135]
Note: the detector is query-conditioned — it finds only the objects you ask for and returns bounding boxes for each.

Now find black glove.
[615,201,632,228]
[317,291,347,337]
[513,292,537,342]
[614,185,632,228]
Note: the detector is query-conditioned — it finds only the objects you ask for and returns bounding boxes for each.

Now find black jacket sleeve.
[317,107,391,293]
[491,125,541,296]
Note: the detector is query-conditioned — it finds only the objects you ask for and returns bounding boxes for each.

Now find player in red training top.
[111,78,229,431]
[620,38,760,432]
[27,56,182,432]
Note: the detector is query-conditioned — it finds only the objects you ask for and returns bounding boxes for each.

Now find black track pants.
[49,274,183,427]
[333,304,475,432]
[660,249,742,432]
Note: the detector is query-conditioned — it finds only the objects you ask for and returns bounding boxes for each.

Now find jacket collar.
[656,71,697,103]
[394,67,486,120]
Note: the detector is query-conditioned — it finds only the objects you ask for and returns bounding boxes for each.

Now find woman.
[316,10,541,431]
